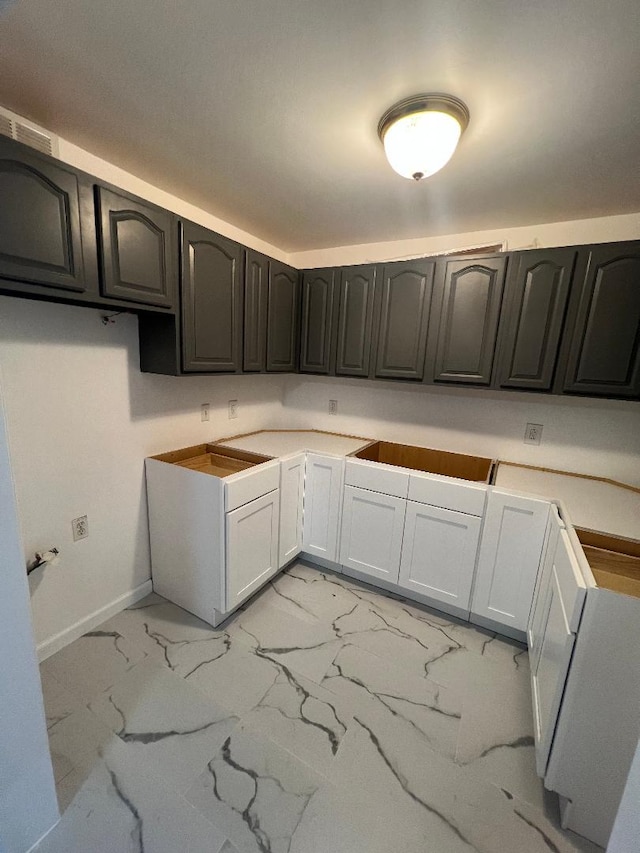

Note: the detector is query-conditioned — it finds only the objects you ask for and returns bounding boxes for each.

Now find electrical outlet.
[228,399,238,419]
[524,423,543,445]
[72,515,88,541]
[201,403,210,422]
[329,399,338,415]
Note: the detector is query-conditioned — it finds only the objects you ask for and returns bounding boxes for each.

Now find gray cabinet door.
[431,256,507,385]
[299,268,336,374]
[96,186,177,308]
[181,221,243,373]
[560,242,640,398]
[267,261,300,372]
[498,249,576,390]
[374,259,435,380]
[244,250,269,372]
[0,136,87,292]
[336,265,377,377]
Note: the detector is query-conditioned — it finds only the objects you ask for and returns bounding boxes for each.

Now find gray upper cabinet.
[374,259,435,380]
[335,265,377,377]
[96,185,177,309]
[299,268,337,374]
[0,136,88,293]
[267,261,300,372]
[181,221,243,373]
[430,255,507,385]
[244,250,269,372]
[497,249,576,391]
[560,242,640,398]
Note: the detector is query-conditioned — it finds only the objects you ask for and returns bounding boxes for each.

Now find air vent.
[0,106,59,157]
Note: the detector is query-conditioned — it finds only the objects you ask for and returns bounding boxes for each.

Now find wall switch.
[228,399,238,419]
[524,423,543,445]
[72,515,88,541]
[329,399,338,415]
[201,403,210,422]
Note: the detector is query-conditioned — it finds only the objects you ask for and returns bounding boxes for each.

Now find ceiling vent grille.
[0,106,59,157]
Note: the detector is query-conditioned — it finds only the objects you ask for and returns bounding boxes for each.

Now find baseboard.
[36,579,153,662]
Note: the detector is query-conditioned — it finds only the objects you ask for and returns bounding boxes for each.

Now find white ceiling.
[0,0,639,253]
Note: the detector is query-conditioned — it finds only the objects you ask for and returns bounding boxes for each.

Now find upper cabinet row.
[299,243,640,399]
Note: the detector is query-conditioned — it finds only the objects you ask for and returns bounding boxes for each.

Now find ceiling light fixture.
[378,93,469,181]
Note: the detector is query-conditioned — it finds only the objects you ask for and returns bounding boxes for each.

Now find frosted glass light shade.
[378,94,469,181]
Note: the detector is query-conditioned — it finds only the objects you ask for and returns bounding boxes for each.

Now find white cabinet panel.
[226,489,280,611]
[225,461,280,511]
[278,453,305,568]
[344,458,409,499]
[302,453,344,562]
[399,501,480,611]
[408,472,486,516]
[340,485,406,583]
[471,489,551,632]
[528,505,563,672]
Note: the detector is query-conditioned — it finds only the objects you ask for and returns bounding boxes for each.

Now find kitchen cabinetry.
[302,453,344,562]
[226,489,280,611]
[335,264,377,377]
[299,268,337,374]
[278,452,305,568]
[267,260,300,372]
[373,258,435,380]
[497,248,576,391]
[243,250,269,372]
[428,254,507,385]
[340,485,407,583]
[471,489,550,636]
[181,221,243,373]
[559,241,640,398]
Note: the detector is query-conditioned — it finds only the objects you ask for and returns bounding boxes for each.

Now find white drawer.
[225,461,280,511]
[408,472,486,516]
[344,458,409,499]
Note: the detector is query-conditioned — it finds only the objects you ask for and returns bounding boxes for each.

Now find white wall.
[608,739,640,852]
[0,376,58,853]
[283,375,640,487]
[0,296,286,656]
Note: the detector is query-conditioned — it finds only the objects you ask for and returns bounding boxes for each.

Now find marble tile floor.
[35,561,603,853]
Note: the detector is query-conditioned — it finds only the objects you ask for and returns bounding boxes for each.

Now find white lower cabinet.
[302,453,344,562]
[226,489,280,612]
[278,453,305,568]
[399,501,481,613]
[339,485,406,582]
[471,489,551,634]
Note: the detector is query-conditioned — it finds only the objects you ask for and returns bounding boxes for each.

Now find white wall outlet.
[524,423,543,445]
[228,399,238,419]
[72,515,88,541]
[201,403,210,422]
[329,399,338,415]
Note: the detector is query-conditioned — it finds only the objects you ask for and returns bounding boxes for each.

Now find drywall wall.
[0,377,58,853]
[282,375,640,487]
[289,212,640,268]
[0,296,285,656]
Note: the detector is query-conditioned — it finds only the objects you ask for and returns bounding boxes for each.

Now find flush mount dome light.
[378,93,469,181]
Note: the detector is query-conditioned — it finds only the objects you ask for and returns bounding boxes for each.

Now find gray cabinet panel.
[97,186,176,308]
[498,249,576,390]
[181,221,243,373]
[432,256,506,385]
[336,264,377,377]
[374,259,435,380]
[300,268,336,374]
[267,261,300,372]
[244,250,269,372]
[561,243,640,398]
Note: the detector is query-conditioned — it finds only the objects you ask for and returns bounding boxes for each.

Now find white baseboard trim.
[36,579,153,662]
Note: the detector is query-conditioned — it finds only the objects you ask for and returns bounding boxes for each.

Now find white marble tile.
[47,707,118,784]
[34,738,230,853]
[185,723,323,853]
[39,668,85,730]
[89,659,239,794]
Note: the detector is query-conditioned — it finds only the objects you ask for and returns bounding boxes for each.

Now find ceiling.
[0,0,639,253]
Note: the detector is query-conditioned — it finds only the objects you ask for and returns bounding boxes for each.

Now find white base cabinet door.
[399,501,481,611]
[278,453,305,568]
[226,489,280,612]
[302,453,344,562]
[340,485,406,583]
[471,489,551,632]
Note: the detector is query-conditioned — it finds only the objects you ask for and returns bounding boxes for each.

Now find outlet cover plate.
[524,423,543,445]
[72,515,88,541]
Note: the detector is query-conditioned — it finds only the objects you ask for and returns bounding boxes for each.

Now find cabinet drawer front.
[408,473,486,515]
[225,462,280,511]
[340,485,406,583]
[344,459,409,499]
[226,490,280,611]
